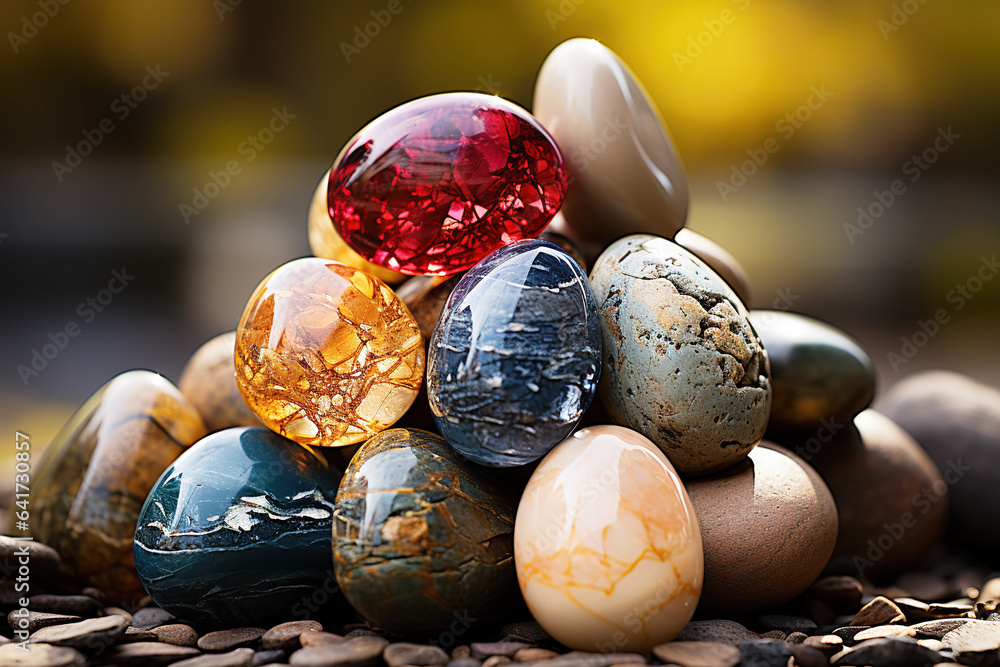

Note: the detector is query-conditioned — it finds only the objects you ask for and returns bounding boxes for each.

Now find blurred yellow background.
[1,0,998,461]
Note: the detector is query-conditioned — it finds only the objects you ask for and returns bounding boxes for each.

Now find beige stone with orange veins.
[514,425,703,653]
[235,257,424,447]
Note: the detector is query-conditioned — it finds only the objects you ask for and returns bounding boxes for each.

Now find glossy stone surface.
[427,240,602,467]
[880,371,1000,553]
[308,168,405,284]
[178,331,263,433]
[806,410,947,577]
[674,229,752,306]
[328,92,567,276]
[685,444,838,613]
[235,257,424,447]
[515,426,702,652]
[333,429,516,637]
[134,427,343,626]
[33,371,207,603]
[750,310,875,434]
[533,39,688,248]
[590,235,771,476]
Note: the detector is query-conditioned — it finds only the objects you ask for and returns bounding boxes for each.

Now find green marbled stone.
[750,310,875,434]
[333,429,516,637]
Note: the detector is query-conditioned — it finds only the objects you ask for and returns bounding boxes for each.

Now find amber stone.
[235,257,424,447]
[31,370,206,603]
[178,331,262,433]
[307,168,405,285]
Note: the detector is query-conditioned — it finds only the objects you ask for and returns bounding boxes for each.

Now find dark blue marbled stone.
[133,427,343,627]
[426,239,601,467]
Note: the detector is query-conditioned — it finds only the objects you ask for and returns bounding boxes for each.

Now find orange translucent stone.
[235,258,424,447]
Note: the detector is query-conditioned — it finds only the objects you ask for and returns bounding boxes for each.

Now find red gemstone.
[327,93,567,276]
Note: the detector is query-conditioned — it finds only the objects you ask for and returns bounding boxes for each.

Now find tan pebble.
[513,648,559,661]
[262,620,323,650]
[853,625,916,641]
[299,630,345,647]
[151,623,199,647]
[850,596,906,626]
[482,656,511,667]
[452,645,471,660]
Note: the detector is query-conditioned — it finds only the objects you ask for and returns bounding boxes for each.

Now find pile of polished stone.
[2,534,998,667]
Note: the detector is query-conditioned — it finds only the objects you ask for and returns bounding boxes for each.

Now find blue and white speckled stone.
[590,234,771,476]
[427,239,601,467]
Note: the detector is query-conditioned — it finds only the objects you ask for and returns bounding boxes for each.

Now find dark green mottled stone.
[333,429,516,637]
[134,427,344,627]
[750,311,875,434]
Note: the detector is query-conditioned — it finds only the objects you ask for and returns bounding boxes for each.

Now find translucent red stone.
[327,93,567,276]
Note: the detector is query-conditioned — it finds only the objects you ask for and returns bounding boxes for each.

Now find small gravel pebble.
[198,628,266,652]
[471,642,533,659]
[802,635,843,655]
[27,614,129,650]
[122,627,159,642]
[262,620,323,650]
[850,596,905,626]
[739,638,791,667]
[830,636,944,666]
[27,594,102,617]
[756,614,817,634]
[7,610,81,634]
[288,635,389,667]
[252,649,287,666]
[0,537,61,576]
[172,647,256,667]
[299,630,346,647]
[675,620,757,646]
[500,621,552,645]
[513,648,558,661]
[447,660,481,667]
[941,619,1000,653]
[102,640,201,666]
[384,642,450,666]
[788,643,827,667]
[481,656,510,667]
[853,624,917,641]
[152,623,200,646]
[0,642,87,666]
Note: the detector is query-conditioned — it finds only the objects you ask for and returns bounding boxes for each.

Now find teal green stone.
[333,429,517,637]
[750,310,875,433]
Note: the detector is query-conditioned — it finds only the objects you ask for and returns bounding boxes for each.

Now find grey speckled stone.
[589,234,770,475]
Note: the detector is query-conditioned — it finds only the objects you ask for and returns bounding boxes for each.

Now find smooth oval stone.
[333,429,517,637]
[134,427,343,626]
[328,92,567,276]
[750,311,875,433]
[533,39,688,249]
[32,371,206,603]
[308,168,405,285]
[880,371,1000,553]
[427,240,602,467]
[235,257,424,447]
[178,331,263,433]
[589,234,771,476]
[806,410,947,577]
[515,425,702,652]
[674,229,752,306]
[685,444,838,613]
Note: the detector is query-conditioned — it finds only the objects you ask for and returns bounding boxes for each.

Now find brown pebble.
[122,626,159,642]
[27,614,129,650]
[262,620,323,650]
[481,657,511,667]
[0,642,87,666]
[452,645,472,660]
[103,606,134,624]
[785,632,807,644]
[103,642,201,666]
[978,578,1000,604]
[27,594,102,617]
[513,648,559,661]
[300,630,346,647]
[173,647,256,667]
[652,640,740,667]
[853,625,916,641]
[541,651,643,667]
[758,630,786,640]
[7,611,80,634]
[0,536,61,576]
[788,643,828,667]
[802,635,843,655]
[910,618,970,639]
[385,642,450,667]
[850,596,905,626]
[198,628,265,652]
[289,635,389,667]
[892,597,934,623]
[927,601,975,618]
[153,623,200,646]
[131,606,177,630]
[449,659,482,667]
[675,620,757,646]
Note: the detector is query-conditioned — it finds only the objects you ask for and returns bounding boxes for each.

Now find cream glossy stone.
[674,229,752,306]
[307,168,405,284]
[514,425,702,653]
[533,38,689,246]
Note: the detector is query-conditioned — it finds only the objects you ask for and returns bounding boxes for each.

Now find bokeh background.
[1,0,998,452]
